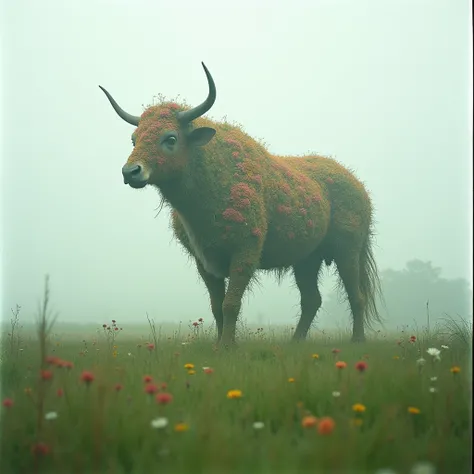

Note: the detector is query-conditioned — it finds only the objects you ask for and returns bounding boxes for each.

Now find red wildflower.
[45,355,60,365]
[332,348,341,354]
[410,335,416,343]
[145,383,159,395]
[355,361,368,372]
[56,388,64,397]
[80,370,95,384]
[31,442,50,457]
[114,383,123,392]
[156,392,173,405]
[204,367,214,374]
[143,375,153,383]
[2,398,14,408]
[40,370,53,381]
[146,343,155,351]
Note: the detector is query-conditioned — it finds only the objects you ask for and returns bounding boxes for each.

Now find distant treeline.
[322,259,472,329]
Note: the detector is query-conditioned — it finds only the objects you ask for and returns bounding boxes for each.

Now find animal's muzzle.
[122,163,147,188]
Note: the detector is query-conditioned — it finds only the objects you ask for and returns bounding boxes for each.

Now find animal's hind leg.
[334,252,366,342]
[195,261,226,342]
[292,254,324,341]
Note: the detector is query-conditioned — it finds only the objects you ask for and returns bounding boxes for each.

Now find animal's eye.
[165,136,177,146]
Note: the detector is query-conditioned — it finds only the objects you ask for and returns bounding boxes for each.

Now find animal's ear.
[187,127,216,146]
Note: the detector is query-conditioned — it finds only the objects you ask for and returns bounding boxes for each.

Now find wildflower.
[187,370,196,375]
[147,343,155,351]
[374,469,397,474]
[312,353,319,359]
[301,415,318,428]
[80,371,94,385]
[426,348,441,360]
[430,377,437,382]
[410,461,436,474]
[355,361,368,372]
[407,406,421,414]
[184,363,194,370]
[2,398,14,408]
[227,389,243,399]
[192,322,199,327]
[288,377,295,383]
[450,366,461,374]
[416,358,426,366]
[198,318,204,322]
[331,348,341,354]
[31,442,50,457]
[151,417,169,429]
[429,387,437,393]
[44,411,58,420]
[24,387,32,395]
[114,383,123,392]
[56,388,64,397]
[332,391,341,397]
[393,355,400,360]
[174,422,189,432]
[335,361,347,369]
[317,417,335,435]
[352,403,366,413]
[128,352,132,356]
[145,383,159,395]
[203,367,214,374]
[40,370,53,381]
[143,375,153,383]
[409,335,416,343]
[156,392,173,405]
[253,421,265,430]
[46,355,60,365]
[350,418,363,427]
[441,345,449,350]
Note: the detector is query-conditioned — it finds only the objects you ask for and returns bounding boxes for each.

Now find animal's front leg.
[220,252,258,347]
[195,260,226,342]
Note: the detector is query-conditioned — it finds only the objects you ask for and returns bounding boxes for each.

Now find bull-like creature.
[100,62,382,345]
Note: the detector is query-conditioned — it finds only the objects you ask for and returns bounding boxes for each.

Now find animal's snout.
[122,163,143,184]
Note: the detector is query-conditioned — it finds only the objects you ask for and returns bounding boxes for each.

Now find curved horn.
[177,62,216,124]
[98,85,140,127]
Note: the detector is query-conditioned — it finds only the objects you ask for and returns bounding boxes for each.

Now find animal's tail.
[359,227,384,331]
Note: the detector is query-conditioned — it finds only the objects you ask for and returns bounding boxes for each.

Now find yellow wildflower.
[227,389,243,399]
[450,366,461,374]
[174,422,189,432]
[352,403,366,413]
[184,363,194,370]
[187,369,196,375]
[408,406,421,414]
[312,354,319,359]
[288,377,296,383]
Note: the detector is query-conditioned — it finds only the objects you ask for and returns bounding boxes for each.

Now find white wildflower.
[374,469,398,474]
[410,461,436,474]
[416,358,426,366]
[128,352,132,356]
[332,391,341,397]
[151,417,169,429]
[430,376,437,382]
[429,387,437,393]
[45,411,58,421]
[253,421,265,430]
[441,345,449,350]
[426,348,441,360]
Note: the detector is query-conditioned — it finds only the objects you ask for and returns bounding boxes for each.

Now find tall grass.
[0,283,472,474]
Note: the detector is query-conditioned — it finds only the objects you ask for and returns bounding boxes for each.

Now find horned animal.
[99,62,382,345]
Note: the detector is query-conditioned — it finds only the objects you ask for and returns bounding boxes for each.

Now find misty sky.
[1,0,472,327]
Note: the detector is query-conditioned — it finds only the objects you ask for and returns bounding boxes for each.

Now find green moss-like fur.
[114,95,382,344]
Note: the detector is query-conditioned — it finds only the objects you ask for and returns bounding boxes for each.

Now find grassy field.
[1,306,472,474]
